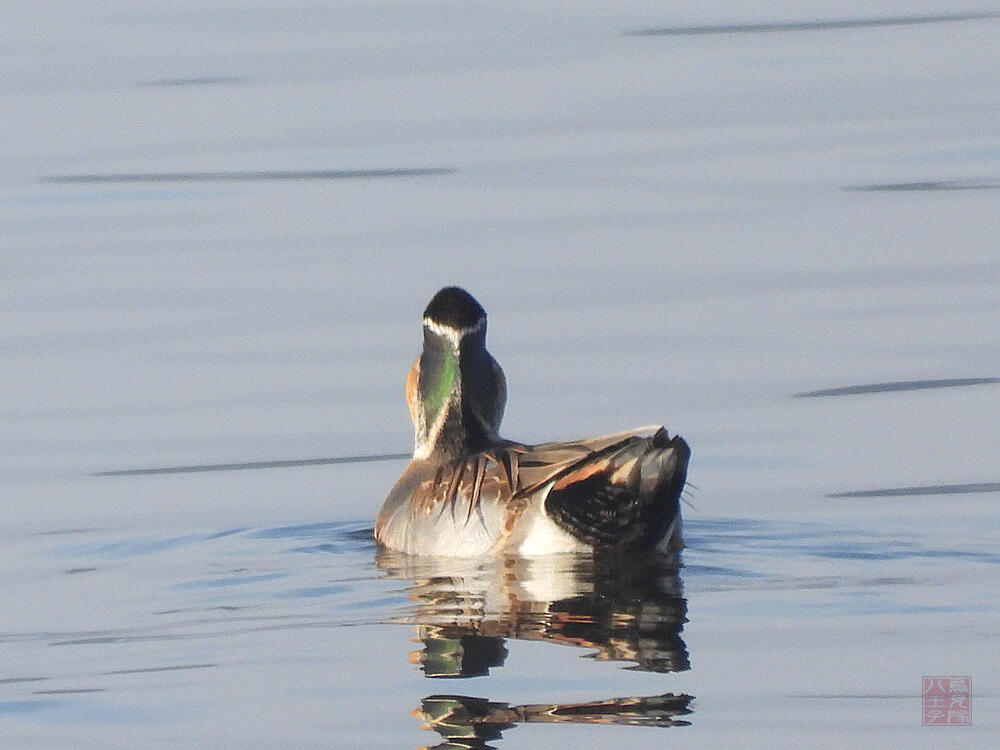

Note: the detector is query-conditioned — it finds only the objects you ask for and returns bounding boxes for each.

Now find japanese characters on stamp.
[922,676,971,725]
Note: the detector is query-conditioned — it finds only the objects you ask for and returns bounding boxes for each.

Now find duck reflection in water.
[376,549,693,746]
[413,693,692,749]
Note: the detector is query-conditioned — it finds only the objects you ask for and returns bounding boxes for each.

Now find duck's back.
[375,427,689,557]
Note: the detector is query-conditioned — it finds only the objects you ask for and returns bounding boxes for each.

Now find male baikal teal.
[375,287,690,556]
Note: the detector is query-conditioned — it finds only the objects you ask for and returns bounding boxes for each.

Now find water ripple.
[139,76,244,87]
[795,377,999,397]
[829,482,1000,498]
[93,453,409,476]
[846,179,1000,191]
[628,11,1000,36]
[43,168,455,184]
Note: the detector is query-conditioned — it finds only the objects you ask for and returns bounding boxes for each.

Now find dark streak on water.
[830,482,1000,498]
[846,179,1000,192]
[104,664,216,675]
[140,76,245,87]
[93,452,411,476]
[51,637,122,646]
[43,168,455,184]
[795,377,1000,397]
[627,11,1000,36]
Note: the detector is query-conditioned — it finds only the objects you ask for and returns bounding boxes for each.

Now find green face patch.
[421,344,458,423]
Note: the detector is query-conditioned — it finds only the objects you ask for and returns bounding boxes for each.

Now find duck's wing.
[385,431,649,555]
[518,427,690,550]
[381,427,688,555]
[509,425,665,492]
[399,429,658,522]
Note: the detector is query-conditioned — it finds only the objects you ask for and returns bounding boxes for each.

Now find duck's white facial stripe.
[422,315,485,345]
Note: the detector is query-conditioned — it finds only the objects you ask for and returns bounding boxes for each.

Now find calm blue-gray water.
[2,2,998,747]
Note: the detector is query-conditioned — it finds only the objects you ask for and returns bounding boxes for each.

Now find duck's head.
[407,287,506,460]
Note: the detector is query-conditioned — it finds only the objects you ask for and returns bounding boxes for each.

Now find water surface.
[2,1,998,746]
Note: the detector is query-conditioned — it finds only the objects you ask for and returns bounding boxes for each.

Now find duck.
[375,287,690,557]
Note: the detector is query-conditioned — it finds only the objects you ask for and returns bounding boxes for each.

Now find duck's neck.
[413,326,504,461]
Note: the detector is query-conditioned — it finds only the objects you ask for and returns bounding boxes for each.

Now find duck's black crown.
[423,287,486,330]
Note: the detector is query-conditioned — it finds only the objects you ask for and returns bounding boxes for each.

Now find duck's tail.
[543,428,690,551]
